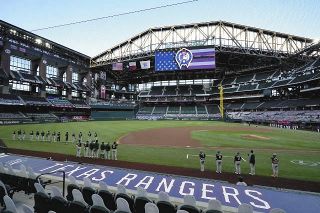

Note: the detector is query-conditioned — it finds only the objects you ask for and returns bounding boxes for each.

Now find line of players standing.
[199,150,279,177]
[12,130,119,160]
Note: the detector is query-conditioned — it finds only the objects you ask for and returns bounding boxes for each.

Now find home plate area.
[1,154,320,213]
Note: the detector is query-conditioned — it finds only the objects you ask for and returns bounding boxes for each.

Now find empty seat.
[115,185,134,212]
[21,204,34,213]
[66,176,81,201]
[2,195,18,213]
[134,187,151,213]
[205,199,222,213]
[68,201,87,213]
[90,194,111,213]
[114,197,132,213]
[145,202,159,213]
[51,196,69,213]
[98,189,116,211]
[72,189,88,206]
[82,186,96,205]
[179,195,200,213]
[156,192,175,213]
[34,191,51,213]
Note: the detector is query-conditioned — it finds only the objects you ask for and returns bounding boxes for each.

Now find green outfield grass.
[0,120,319,182]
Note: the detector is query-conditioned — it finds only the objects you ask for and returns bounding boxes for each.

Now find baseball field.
[0,120,319,182]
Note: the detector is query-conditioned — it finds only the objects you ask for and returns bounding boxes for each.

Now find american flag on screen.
[155,48,215,71]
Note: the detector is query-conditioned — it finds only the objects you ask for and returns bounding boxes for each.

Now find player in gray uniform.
[111,141,118,160]
[248,150,256,175]
[234,152,242,175]
[105,142,111,159]
[199,151,206,172]
[215,151,223,173]
[271,153,279,177]
[76,140,82,157]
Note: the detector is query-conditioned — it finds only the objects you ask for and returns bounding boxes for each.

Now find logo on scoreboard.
[175,48,193,69]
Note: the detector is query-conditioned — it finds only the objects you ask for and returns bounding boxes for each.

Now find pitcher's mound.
[241,134,270,140]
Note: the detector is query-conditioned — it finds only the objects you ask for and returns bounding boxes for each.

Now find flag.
[129,62,137,71]
[112,62,123,71]
[100,85,106,99]
[140,60,150,69]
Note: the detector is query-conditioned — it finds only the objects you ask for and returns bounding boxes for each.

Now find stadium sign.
[0,154,319,213]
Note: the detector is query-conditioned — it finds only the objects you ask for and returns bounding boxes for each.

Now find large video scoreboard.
[155,47,215,72]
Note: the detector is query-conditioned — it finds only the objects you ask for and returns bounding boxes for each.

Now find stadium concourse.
[1,18,320,213]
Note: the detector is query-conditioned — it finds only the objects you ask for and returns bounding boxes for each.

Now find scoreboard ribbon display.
[155,47,215,71]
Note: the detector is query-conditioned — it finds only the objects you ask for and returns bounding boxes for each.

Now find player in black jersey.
[215,151,223,173]
[199,151,206,172]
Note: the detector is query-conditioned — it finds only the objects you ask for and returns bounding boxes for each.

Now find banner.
[129,62,137,71]
[100,85,106,99]
[140,60,151,69]
[112,63,123,71]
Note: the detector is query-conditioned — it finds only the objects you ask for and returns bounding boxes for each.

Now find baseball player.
[111,141,118,160]
[94,132,98,141]
[79,132,83,143]
[248,150,256,175]
[271,153,279,177]
[17,129,21,140]
[22,130,26,141]
[100,142,105,158]
[88,131,92,141]
[105,142,111,159]
[72,133,76,143]
[234,152,242,175]
[36,130,40,141]
[29,131,34,141]
[199,150,206,172]
[65,132,69,143]
[84,140,89,157]
[89,140,94,158]
[94,140,99,158]
[12,131,16,141]
[76,140,82,157]
[216,151,223,173]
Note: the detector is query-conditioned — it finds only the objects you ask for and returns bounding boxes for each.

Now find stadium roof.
[0,19,90,66]
[91,20,314,67]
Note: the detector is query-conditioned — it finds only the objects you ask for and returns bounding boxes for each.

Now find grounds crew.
[199,150,206,172]
[111,141,118,160]
[271,153,279,177]
[105,142,111,159]
[234,152,242,175]
[100,142,105,158]
[248,150,256,175]
[216,151,223,173]
[84,141,89,157]
[76,140,82,157]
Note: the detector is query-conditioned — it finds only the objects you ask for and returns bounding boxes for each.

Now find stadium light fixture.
[35,38,42,44]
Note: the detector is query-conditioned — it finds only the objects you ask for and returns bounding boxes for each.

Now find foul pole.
[219,83,224,119]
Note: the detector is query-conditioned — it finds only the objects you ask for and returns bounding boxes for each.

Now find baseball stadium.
[0,1,320,213]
